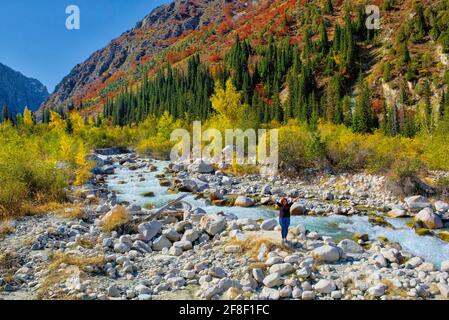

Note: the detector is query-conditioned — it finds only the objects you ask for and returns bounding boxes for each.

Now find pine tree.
[355,6,367,40]
[43,109,51,124]
[318,20,329,53]
[400,43,411,65]
[422,80,434,133]
[1,105,9,123]
[15,113,23,127]
[302,27,314,58]
[341,95,353,127]
[412,2,427,42]
[382,0,394,11]
[271,88,283,123]
[65,117,74,134]
[402,113,417,137]
[325,75,342,123]
[324,0,333,14]
[352,76,376,133]
[439,90,446,122]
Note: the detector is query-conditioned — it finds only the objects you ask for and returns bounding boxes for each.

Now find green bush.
[0,125,68,219]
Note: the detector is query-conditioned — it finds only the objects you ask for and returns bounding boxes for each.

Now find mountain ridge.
[40,0,449,130]
[40,0,233,113]
[0,62,49,116]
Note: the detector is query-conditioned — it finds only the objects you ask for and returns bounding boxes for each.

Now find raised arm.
[271,195,281,207]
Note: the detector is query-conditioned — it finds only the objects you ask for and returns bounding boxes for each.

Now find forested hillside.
[38,0,449,139]
[2,0,449,219]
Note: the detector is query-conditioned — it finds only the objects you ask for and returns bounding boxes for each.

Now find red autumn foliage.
[372,99,384,114]
[208,53,222,63]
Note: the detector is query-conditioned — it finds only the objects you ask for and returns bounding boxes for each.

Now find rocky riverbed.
[1,148,449,300]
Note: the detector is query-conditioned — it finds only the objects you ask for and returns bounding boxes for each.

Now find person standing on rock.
[275,196,301,243]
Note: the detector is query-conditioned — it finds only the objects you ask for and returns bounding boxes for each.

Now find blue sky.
[0,0,167,93]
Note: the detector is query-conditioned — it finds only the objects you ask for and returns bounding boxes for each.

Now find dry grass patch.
[380,279,410,299]
[21,201,67,216]
[0,251,19,272]
[0,251,21,285]
[37,253,104,300]
[226,237,293,260]
[0,222,14,240]
[99,205,130,232]
[75,237,98,249]
[247,262,268,270]
[56,206,85,220]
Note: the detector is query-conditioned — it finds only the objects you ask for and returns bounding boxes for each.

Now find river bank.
[1,148,449,300]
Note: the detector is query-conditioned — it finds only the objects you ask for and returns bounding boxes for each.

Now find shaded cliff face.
[0,63,49,115]
[40,0,229,111]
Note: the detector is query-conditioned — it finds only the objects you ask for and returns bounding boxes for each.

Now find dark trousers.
[279,217,290,240]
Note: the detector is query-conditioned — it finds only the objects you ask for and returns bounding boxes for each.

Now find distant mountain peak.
[0,63,49,115]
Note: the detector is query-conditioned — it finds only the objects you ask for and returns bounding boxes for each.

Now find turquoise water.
[105,159,449,267]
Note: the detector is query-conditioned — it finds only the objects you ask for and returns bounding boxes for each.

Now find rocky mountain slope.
[40,0,236,112]
[40,0,449,120]
[0,63,49,115]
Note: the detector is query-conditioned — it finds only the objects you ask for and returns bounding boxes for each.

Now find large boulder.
[268,263,294,276]
[380,248,403,264]
[262,273,283,288]
[260,287,280,300]
[312,245,341,263]
[405,256,423,269]
[179,179,198,192]
[290,202,306,215]
[162,228,181,242]
[438,283,449,298]
[87,154,106,167]
[367,284,386,297]
[260,184,272,195]
[441,260,449,272]
[208,266,227,278]
[138,221,163,241]
[314,279,336,294]
[404,195,431,211]
[182,229,199,242]
[435,201,449,213]
[260,218,278,231]
[200,214,227,236]
[188,159,214,174]
[95,147,129,155]
[99,205,130,230]
[173,240,193,251]
[337,239,364,254]
[290,224,307,236]
[236,218,258,228]
[234,196,255,207]
[415,207,443,229]
[152,235,172,251]
[208,190,224,201]
[387,208,408,218]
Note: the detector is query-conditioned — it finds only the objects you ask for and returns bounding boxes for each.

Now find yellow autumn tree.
[59,134,73,163]
[210,79,247,127]
[74,143,91,186]
[70,112,84,134]
[23,107,34,127]
[49,111,65,132]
